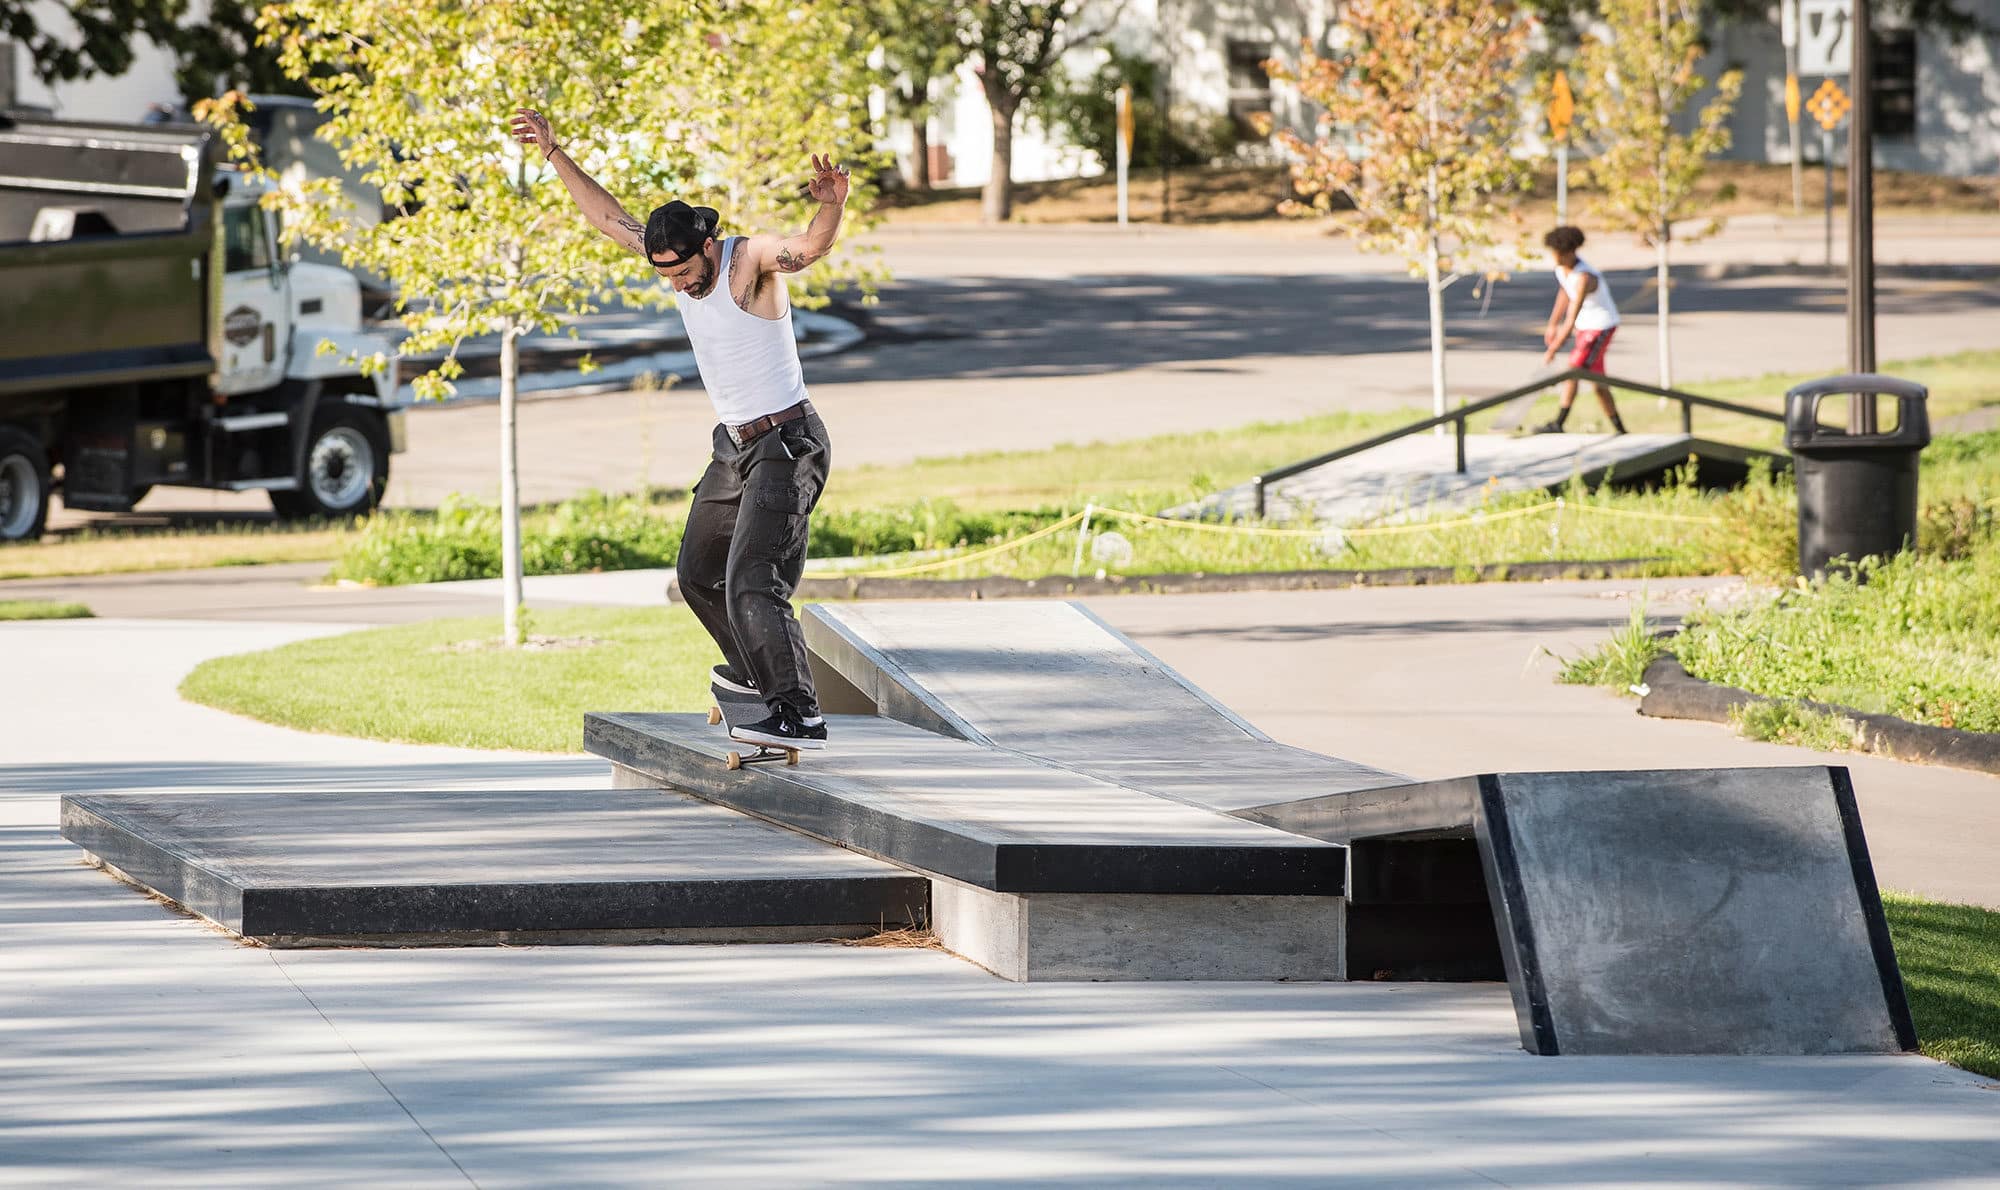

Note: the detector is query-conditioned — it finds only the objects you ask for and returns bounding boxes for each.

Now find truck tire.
[272,406,388,520]
[0,427,52,543]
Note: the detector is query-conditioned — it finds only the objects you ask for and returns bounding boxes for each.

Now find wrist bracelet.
[545,144,562,161]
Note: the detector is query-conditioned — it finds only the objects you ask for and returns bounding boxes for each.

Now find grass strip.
[180,607,719,754]
[1885,893,2000,1080]
[0,600,94,620]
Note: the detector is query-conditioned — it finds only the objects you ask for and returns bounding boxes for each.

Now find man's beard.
[687,256,718,299]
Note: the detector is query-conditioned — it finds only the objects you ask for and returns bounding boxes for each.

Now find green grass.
[1727,699,1867,750]
[1675,542,2000,734]
[1494,348,2000,446]
[0,600,93,620]
[179,607,720,753]
[1885,893,2000,1079]
[1552,599,1666,692]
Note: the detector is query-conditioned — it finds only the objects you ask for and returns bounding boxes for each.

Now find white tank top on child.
[672,236,812,425]
[1557,258,1621,331]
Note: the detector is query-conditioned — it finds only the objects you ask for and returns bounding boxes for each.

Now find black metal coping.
[586,712,1348,897]
[61,790,927,940]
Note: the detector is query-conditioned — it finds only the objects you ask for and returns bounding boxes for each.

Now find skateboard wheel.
[785,750,800,766]
[708,706,722,725]
[726,751,744,770]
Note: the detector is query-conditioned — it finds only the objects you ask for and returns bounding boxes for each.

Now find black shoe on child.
[1531,419,1566,435]
[710,664,759,696]
[730,705,829,750]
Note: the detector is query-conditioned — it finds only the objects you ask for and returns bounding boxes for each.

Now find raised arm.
[738,154,851,276]
[509,108,645,255]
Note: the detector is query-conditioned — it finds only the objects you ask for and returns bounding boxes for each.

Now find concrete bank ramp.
[805,600,1404,813]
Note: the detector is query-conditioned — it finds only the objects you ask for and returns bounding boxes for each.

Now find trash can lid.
[1784,373,1928,402]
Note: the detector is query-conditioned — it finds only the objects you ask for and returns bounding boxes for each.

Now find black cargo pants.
[675,404,830,716]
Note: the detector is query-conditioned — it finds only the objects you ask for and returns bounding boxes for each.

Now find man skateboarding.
[510,108,842,751]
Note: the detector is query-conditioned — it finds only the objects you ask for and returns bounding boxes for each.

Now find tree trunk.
[499,319,525,646]
[911,109,932,190]
[983,93,1017,223]
[1656,232,1672,390]
[1424,233,1449,434]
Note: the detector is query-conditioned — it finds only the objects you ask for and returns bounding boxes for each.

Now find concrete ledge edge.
[1638,654,2000,776]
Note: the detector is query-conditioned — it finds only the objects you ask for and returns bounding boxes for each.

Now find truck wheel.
[0,427,52,543]
[273,407,388,520]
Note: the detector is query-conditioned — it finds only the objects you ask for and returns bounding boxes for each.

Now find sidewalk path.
[3,614,1997,1184]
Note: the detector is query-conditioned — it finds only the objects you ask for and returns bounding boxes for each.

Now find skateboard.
[707,681,800,770]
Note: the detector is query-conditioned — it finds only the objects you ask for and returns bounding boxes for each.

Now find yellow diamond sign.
[1549,72,1575,142]
[1806,78,1851,131]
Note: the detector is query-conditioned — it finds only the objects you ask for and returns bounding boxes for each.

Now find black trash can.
[1784,373,1930,581]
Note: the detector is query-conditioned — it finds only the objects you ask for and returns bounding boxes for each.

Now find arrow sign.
[1549,72,1575,142]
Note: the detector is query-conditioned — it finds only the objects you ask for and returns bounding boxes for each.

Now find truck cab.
[0,115,406,542]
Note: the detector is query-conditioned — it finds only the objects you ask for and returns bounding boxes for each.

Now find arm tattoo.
[775,246,811,273]
[615,215,644,248]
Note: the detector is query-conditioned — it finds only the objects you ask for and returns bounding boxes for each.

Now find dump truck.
[0,114,404,542]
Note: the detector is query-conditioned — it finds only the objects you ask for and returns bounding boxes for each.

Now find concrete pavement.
[5,613,1998,1184]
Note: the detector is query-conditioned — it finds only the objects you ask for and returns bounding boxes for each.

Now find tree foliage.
[1268,0,1535,416]
[1576,0,1742,385]
[1033,48,1239,171]
[956,0,1123,221]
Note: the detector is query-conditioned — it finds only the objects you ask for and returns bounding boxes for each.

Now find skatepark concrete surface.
[7,589,2000,1181]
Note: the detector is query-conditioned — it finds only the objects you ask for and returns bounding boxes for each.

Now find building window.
[1226,39,1274,137]
[1872,29,1917,138]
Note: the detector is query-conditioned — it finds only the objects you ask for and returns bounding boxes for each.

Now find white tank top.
[673,236,811,425]
[1558,258,1621,331]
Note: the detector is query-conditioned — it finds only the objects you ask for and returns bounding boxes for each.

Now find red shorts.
[1569,326,1616,372]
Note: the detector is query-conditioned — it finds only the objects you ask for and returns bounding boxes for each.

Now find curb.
[1638,654,2000,776]
[754,558,1673,602]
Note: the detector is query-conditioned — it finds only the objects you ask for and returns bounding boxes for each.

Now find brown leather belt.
[727,400,810,446]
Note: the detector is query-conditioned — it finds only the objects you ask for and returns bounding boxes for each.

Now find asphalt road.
[43,219,2000,527]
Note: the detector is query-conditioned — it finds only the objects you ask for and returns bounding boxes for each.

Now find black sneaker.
[1531,419,1566,434]
[730,706,829,750]
[710,664,758,696]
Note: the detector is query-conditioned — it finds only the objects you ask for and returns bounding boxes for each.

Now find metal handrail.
[1248,368,1786,518]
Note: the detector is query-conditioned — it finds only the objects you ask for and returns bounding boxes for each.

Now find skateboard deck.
[707,681,800,770]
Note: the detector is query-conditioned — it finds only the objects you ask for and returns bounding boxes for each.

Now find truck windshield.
[223,206,272,273]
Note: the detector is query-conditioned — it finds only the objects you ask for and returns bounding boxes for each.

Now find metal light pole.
[1847,0,1877,430]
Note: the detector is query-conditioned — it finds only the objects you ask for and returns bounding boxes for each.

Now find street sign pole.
[1847,0,1877,398]
[1783,0,1804,214]
[1549,72,1575,225]
[1806,78,1851,272]
[1823,126,1835,267]
[1115,85,1132,228]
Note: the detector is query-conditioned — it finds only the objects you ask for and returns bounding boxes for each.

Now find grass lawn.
[0,600,93,620]
[1885,893,2000,1079]
[180,607,720,754]
[0,524,349,581]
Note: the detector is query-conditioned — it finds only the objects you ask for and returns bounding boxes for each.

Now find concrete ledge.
[589,713,1347,897]
[929,875,1346,983]
[61,789,927,943]
[1640,654,2000,775]
[781,559,1670,602]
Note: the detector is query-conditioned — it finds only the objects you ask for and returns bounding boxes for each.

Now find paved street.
[51,217,2000,525]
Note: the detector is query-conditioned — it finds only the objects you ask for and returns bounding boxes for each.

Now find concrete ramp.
[806,601,1404,813]
[588,712,1348,982]
[1173,433,1783,526]
[1248,766,1918,1056]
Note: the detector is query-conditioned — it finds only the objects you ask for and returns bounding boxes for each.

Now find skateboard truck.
[709,704,801,769]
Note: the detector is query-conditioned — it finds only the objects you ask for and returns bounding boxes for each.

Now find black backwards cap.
[645,200,720,266]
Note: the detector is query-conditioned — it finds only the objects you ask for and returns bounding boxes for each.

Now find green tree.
[860,0,968,189]
[958,0,1123,222]
[1576,0,1742,389]
[1033,48,1236,172]
[1268,0,1535,423]
[206,0,878,645]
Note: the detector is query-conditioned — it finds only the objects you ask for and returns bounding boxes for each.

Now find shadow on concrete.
[820,269,2000,387]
